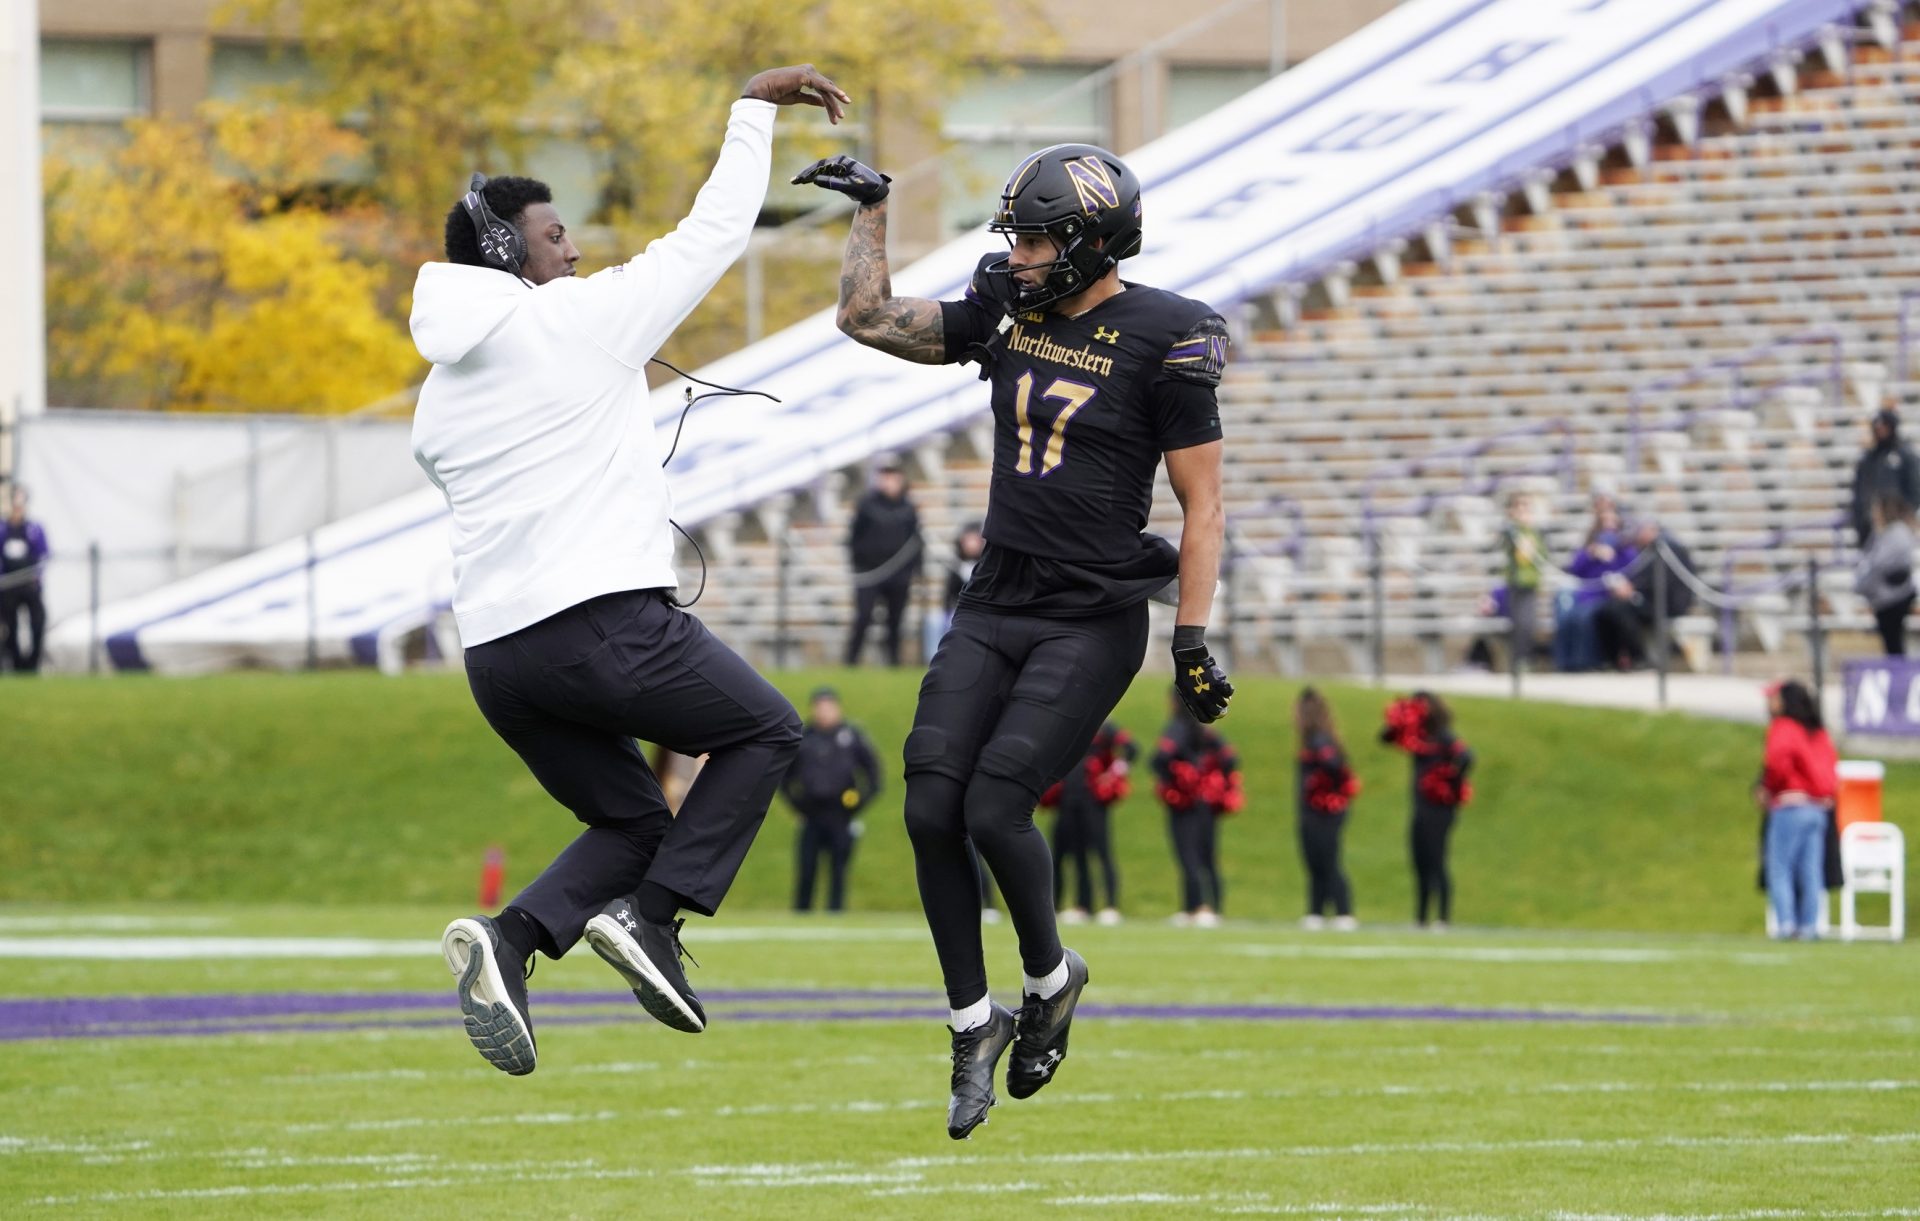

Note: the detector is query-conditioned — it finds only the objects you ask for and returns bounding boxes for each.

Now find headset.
[461,173,528,276]
[458,174,781,606]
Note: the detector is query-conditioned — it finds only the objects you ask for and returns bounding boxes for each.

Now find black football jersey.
[940,252,1227,615]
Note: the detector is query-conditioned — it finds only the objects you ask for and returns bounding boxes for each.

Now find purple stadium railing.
[1714,515,1852,674]
[1625,330,1844,474]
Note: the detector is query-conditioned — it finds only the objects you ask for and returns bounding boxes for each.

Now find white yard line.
[1230,944,1791,966]
[250,1080,1919,1140]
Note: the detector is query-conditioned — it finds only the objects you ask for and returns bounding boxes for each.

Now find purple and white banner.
[1843,658,1920,737]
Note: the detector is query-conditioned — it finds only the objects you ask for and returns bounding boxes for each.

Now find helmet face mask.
[983,144,1143,313]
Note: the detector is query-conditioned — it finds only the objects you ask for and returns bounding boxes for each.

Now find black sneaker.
[440,915,537,1075]
[946,1002,1016,1140]
[1006,948,1089,1100]
[583,899,707,1033]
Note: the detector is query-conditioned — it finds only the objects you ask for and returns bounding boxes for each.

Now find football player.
[796,144,1234,1138]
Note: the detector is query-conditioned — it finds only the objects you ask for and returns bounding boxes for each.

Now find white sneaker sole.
[583,915,706,1034]
[441,918,536,1075]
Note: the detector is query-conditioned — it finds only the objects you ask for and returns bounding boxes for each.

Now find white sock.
[1024,954,1069,1000]
[950,997,992,1032]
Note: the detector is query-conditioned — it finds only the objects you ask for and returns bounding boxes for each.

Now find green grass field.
[5,671,1916,931]
[4,672,1917,1215]
[3,907,1916,1217]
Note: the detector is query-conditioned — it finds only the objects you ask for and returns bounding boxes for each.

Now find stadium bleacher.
[689,10,1920,673]
[52,0,1920,676]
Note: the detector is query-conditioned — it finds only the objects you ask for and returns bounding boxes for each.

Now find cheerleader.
[1380,692,1474,930]
[1296,688,1360,929]
[1152,692,1243,927]
[1042,721,1137,924]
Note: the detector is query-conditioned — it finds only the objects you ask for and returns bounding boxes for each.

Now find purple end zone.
[0,990,1684,1043]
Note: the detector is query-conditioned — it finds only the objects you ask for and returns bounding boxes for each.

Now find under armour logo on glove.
[792,154,891,205]
[1171,626,1233,723]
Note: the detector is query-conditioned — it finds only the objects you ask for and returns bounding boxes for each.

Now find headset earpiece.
[461,172,527,275]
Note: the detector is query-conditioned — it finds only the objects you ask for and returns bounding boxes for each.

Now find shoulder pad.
[1161,313,1230,387]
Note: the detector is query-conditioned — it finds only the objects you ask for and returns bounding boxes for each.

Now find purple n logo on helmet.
[1065,157,1120,214]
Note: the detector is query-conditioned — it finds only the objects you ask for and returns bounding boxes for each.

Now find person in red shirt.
[1755,680,1838,940]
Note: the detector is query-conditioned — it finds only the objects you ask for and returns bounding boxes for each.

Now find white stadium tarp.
[50,0,1870,673]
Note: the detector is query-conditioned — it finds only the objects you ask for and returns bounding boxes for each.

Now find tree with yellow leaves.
[44,106,422,413]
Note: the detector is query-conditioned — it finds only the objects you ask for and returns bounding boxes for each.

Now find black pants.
[1875,597,1914,656]
[794,806,856,912]
[845,571,914,666]
[1592,599,1648,670]
[903,601,1148,1008]
[463,589,801,955]
[1411,806,1458,925]
[1169,808,1222,913]
[1299,813,1352,917]
[1051,793,1119,912]
[1,586,46,673]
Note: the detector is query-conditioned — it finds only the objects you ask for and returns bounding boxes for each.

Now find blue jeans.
[1553,592,1602,672]
[1764,803,1827,937]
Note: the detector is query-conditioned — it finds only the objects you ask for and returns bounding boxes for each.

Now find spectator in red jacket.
[1755,680,1838,940]
[1153,692,1242,928]
[1381,691,1474,930]
[1041,721,1137,925]
[1297,688,1360,930]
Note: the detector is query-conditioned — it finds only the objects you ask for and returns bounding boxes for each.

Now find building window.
[1165,65,1271,132]
[40,39,149,122]
[209,42,319,103]
[942,64,1109,235]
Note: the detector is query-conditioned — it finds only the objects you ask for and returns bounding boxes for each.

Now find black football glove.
[1171,625,1233,723]
[791,155,891,205]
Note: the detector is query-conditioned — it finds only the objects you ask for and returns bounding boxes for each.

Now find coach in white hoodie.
[416,65,848,1076]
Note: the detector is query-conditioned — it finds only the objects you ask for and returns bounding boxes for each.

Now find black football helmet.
[985,144,1143,312]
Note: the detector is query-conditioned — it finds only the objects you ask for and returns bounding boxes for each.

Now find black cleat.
[441,915,537,1075]
[1006,948,1089,1100]
[947,1003,1016,1140]
[583,899,707,1033]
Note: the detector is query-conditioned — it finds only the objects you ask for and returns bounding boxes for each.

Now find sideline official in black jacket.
[845,456,923,666]
[783,688,881,912]
[1852,409,1920,545]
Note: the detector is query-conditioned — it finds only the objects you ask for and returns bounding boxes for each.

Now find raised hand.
[792,154,891,205]
[741,64,851,125]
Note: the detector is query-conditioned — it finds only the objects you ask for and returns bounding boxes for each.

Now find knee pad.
[974,733,1048,796]
[904,725,967,782]
[903,772,966,844]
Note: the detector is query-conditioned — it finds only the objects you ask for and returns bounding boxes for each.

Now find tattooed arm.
[835,201,948,364]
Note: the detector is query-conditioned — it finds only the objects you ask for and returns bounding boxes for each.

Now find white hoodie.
[411,99,776,646]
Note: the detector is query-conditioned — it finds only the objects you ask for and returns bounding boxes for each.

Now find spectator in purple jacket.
[1553,494,1633,671]
[1,486,50,674]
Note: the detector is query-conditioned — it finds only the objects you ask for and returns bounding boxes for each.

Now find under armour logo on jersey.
[1093,326,1121,344]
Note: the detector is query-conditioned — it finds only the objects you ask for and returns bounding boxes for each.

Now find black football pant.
[845,570,914,666]
[463,589,801,955]
[903,601,1148,1008]
[1298,813,1352,917]
[1051,793,1119,912]
[1169,808,1222,913]
[794,805,857,912]
[1875,597,1913,656]
[1411,806,1458,925]
[1,587,46,673]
